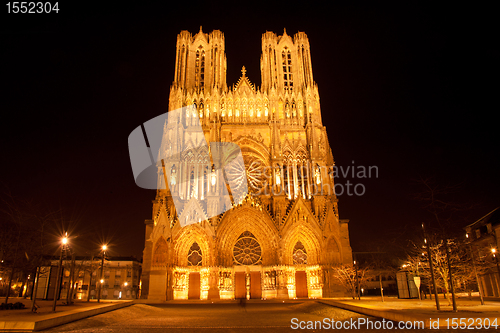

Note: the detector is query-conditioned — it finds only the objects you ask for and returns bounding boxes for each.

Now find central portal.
[234,271,262,299]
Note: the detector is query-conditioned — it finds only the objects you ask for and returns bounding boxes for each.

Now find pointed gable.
[234,66,255,95]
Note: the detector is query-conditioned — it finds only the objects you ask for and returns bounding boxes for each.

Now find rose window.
[225,155,266,199]
[233,231,262,265]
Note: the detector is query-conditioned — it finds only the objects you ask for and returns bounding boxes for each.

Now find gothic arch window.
[187,242,202,266]
[293,241,307,265]
[268,46,273,84]
[282,48,293,91]
[203,166,208,199]
[233,231,262,265]
[170,164,177,188]
[297,164,304,197]
[200,50,205,88]
[195,47,205,89]
[189,169,195,199]
[221,99,225,118]
[315,163,322,185]
[153,237,168,265]
[301,45,311,86]
[283,163,289,198]
[199,102,204,118]
[195,50,200,87]
[213,46,218,83]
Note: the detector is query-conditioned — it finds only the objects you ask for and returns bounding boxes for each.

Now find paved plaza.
[1,297,500,332]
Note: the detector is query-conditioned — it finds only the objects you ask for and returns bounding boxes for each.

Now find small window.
[293,241,307,265]
[188,242,203,266]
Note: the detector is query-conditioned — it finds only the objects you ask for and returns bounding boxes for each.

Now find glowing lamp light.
[100,279,104,284]
[62,237,68,245]
[124,282,128,287]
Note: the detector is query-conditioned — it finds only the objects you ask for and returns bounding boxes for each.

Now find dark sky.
[1,2,498,259]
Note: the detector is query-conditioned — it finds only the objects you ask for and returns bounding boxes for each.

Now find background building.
[35,257,141,301]
[465,207,500,297]
[141,28,353,300]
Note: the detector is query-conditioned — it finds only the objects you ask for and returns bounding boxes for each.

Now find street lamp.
[97,245,107,303]
[353,259,360,300]
[52,233,68,312]
[422,223,440,311]
[492,248,500,280]
[465,232,484,305]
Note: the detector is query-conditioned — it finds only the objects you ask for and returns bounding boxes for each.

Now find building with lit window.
[35,257,141,301]
[465,207,500,297]
[141,28,353,300]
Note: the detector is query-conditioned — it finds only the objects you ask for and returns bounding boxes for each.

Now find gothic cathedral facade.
[141,28,353,300]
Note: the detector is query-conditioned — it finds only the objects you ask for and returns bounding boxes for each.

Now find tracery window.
[293,241,307,265]
[152,237,168,265]
[187,242,202,266]
[189,169,195,199]
[170,164,177,187]
[203,166,208,199]
[195,47,205,89]
[282,48,293,91]
[233,231,262,265]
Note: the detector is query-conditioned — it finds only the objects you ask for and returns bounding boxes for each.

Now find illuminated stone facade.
[141,28,353,300]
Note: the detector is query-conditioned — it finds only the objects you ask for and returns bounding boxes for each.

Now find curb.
[319,300,432,328]
[318,300,500,329]
[0,301,133,332]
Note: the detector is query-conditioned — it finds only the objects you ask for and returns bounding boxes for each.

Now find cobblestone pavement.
[42,301,496,332]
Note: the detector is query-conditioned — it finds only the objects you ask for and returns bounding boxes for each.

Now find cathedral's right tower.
[140,28,353,301]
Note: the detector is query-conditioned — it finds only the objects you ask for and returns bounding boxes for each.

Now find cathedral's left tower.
[170,27,227,108]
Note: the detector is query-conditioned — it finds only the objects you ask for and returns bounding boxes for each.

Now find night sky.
[1,3,498,259]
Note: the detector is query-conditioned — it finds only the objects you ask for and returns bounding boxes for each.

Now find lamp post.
[444,239,457,312]
[52,234,68,312]
[422,223,440,311]
[466,233,484,305]
[97,245,107,303]
[354,259,360,300]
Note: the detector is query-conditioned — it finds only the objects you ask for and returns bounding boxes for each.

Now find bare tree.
[0,186,61,304]
[405,237,487,305]
[331,264,371,299]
